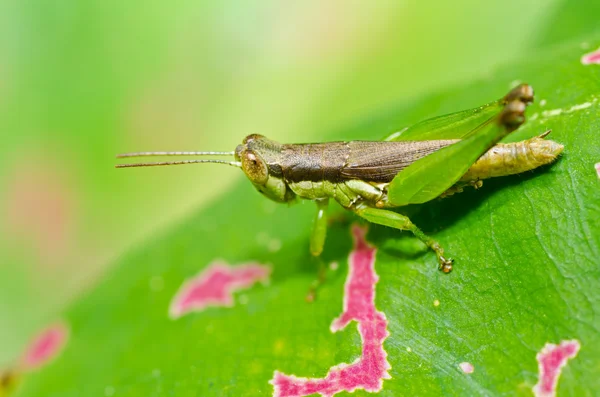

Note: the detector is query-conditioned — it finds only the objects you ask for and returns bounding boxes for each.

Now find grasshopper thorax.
[235,134,295,203]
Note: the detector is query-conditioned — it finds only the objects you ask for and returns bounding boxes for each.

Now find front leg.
[310,199,329,256]
[353,205,454,273]
[306,199,329,302]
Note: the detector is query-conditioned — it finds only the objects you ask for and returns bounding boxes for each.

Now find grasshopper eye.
[243,134,265,144]
[240,150,269,185]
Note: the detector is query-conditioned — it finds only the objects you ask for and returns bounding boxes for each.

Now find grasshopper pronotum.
[117,84,563,272]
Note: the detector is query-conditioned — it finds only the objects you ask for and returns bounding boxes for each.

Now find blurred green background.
[0,0,597,366]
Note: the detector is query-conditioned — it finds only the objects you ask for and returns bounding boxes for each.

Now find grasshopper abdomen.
[460,131,563,181]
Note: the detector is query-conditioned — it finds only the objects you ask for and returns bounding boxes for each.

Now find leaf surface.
[13,35,600,397]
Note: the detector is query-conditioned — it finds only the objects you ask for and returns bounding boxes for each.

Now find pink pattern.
[169,262,271,319]
[270,225,391,397]
[533,340,580,397]
[581,48,600,65]
[459,362,474,374]
[4,162,75,265]
[21,323,69,369]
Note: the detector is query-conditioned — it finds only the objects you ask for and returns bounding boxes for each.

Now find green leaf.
[12,36,600,397]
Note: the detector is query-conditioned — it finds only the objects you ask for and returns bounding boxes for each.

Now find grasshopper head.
[235,134,295,203]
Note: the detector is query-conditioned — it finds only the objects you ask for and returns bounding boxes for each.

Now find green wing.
[387,84,533,207]
[384,99,504,141]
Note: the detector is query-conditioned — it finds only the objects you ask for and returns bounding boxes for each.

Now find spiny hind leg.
[353,205,454,273]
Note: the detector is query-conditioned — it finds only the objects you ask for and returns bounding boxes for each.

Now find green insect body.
[116,84,563,272]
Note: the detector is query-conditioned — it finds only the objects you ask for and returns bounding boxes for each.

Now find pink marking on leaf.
[169,262,271,319]
[581,47,600,65]
[459,362,474,374]
[270,225,391,397]
[533,339,580,397]
[21,323,69,370]
[4,161,76,266]
[595,162,600,179]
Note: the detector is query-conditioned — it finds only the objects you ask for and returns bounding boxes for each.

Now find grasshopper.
[116,84,563,272]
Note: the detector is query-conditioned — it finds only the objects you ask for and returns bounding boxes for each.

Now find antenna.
[116,151,235,158]
[115,159,242,168]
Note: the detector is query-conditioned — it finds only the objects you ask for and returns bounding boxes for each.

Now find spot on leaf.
[581,47,600,65]
[169,262,271,319]
[458,362,474,374]
[21,323,69,370]
[0,369,18,394]
[270,225,391,397]
[533,339,580,397]
[4,160,77,265]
